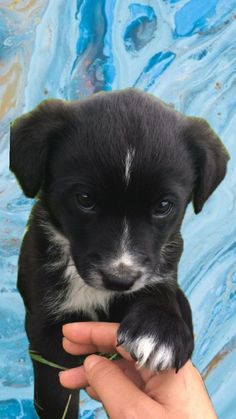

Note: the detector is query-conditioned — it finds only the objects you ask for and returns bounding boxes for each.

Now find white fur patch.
[123,335,174,370]
[125,148,135,184]
[109,217,145,291]
[109,217,171,292]
[111,218,136,270]
[40,220,114,319]
[111,253,136,269]
[121,217,129,253]
[55,258,114,319]
[149,344,174,371]
[41,222,70,271]
[135,336,156,367]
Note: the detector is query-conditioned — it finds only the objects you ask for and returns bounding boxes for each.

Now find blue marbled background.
[0,0,235,418]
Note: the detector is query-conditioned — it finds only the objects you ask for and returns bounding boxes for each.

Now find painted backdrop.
[0,0,236,418]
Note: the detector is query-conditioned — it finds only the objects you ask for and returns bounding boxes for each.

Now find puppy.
[10,89,229,418]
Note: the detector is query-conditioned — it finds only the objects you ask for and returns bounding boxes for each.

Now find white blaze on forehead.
[125,148,135,184]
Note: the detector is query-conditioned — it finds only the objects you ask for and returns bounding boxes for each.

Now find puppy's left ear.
[10,100,67,198]
[184,117,230,214]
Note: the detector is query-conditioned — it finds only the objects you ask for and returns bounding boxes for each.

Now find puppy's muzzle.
[100,263,142,291]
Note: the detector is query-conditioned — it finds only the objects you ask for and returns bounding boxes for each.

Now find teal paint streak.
[72,0,115,93]
[175,0,218,36]
[134,51,176,90]
[124,3,157,53]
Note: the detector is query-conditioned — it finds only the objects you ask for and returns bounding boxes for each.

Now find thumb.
[84,355,162,418]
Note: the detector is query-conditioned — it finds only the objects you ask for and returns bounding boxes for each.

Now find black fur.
[10,89,229,418]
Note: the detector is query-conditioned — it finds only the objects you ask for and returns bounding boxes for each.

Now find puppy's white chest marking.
[59,259,113,319]
[41,221,113,319]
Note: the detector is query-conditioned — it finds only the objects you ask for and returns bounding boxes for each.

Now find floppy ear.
[184,117,230,214]
[10,99,67,198]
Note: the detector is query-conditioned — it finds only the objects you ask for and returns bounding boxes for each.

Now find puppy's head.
[10,89,229,293]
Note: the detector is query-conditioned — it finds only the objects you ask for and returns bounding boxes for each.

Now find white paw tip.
[150,343,174,370]
[133,337,174,370]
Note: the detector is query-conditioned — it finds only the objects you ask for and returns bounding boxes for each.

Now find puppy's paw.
[117,308,193,372]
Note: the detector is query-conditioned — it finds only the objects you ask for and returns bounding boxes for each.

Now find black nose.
[100,265,142,291]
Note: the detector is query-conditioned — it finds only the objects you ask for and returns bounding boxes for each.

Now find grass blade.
[61,394,72,419]
[29,350,67,370]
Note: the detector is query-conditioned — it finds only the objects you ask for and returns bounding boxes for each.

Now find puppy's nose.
[101,264,141,291]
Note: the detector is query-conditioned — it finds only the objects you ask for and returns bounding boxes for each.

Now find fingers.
[63,338,96,356]
[59,358,144,391]
[62,322,132,360]
[144,361,217,418]
[61,323,217,419]
[62,322,118,349]
[59,366,87,389]
[82,355,163,418]
[144,361,204,404]
[85,386,100,401]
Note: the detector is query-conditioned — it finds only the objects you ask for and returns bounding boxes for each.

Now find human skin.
[59,322,217,419]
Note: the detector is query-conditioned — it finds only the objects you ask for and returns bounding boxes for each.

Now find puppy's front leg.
[32,358,79,419]
[26,318,80,419]
[117,288,194,372]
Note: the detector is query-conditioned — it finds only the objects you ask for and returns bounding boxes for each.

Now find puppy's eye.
[76,193,95,211]
[152,200,174,217]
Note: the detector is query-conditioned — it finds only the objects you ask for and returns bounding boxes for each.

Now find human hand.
[59,322,217,419]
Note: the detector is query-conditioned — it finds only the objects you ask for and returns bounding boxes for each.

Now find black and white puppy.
[10,89,229,418]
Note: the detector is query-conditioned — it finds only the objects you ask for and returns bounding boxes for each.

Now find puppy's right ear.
[183,117,229,214]
[10,100,67,198]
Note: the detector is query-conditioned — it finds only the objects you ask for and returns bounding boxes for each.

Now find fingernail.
[62,324,70,335]
[130,352,138,362]
[175,361,182,373]
[116,338,125,347]
[84,355,103,372]
[63,322,80,332]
